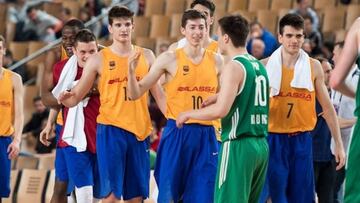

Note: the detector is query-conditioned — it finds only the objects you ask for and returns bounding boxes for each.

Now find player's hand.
[202,94,218,108]
[7,139,20,159]
[40,124,53,146]
[334,143,346,170]
[176,112,190,128]
[58,90,74,104]
[128,51,141,72]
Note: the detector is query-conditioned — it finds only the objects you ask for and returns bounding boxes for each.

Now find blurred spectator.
[79,7,102,37]
[304,15,322,56]
[3,50,28,82]
[20,6,63,42]
[302,39,313,55]
[138,0,145,15]
[84,0,105,17]
[60,7,73,23]
[339,0,351,4]
[6,0,52,41]
[251,38,265,60]
[246,21,278,58]
[23,96,49,137]
[150,121,160,152]
[290,0,320,31]
[321,41,334,60]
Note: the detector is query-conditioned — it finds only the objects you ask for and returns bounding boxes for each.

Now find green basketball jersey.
[355,55,360,117]
[221,54,269,142]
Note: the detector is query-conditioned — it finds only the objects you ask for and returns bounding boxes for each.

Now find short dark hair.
[190,0,216,16]
[26,6,36,15]
[218,15,249,47]
[303,14,313,24]
[0,35,5,47]
[63,19,85,31]
[334,41,344,49]
[74,29,97,47]
[108,6,134,25]
[62,7,71,15]
[279,13,304,35]
[181,9,207,28]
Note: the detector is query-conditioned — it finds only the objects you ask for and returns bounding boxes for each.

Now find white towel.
[62,81,89,152]
[266,46,314,97]
[51,56,88,152]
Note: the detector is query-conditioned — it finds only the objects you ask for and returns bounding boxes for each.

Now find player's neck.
[110,41,133,56]
[227,47,248,59]
[281,49,301,68]
[183,44,203,58]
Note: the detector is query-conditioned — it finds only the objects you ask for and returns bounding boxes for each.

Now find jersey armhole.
[232,59,247,96]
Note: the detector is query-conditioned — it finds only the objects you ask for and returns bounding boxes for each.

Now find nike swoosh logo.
[212,152,218,155]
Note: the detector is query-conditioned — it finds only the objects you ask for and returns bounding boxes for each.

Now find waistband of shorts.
[166,119,213,128]
[269,131,311,137]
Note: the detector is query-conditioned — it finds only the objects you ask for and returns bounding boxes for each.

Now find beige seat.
[271,0,293,11]
[257,10,278,35]
[23,85,39,124]
[17,169,48,203]
[145,0,165,16]
[322,6,345,33]
[37,154,55,170]
[313,0,336,10]
[345,4,360,29]
[227,0,247,12]
[45,169,55,203]
[135,37,156,51]
[232,10,257,22]
[170,13,183,38]
[248,0,270,12]
[27,41,46,77]
[62,0,81,18]
[9,42,28,61]
[0,3,7,36]
[2,170,19,203]
[134,16,151,38]
[150,15,170,38]
[165,0,186,16]
[42,2,63,19]
[213,0,228,13]
[15,156,39,170]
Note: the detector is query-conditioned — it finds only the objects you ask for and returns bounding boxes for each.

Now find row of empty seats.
[3,167,158,203]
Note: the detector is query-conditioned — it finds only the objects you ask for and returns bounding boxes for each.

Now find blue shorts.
[55,124,62,145]
[154,120,218,203]
[260,132,315,203]
[96,124,150,200]
[55,146,105,198]
[0,137,12,197]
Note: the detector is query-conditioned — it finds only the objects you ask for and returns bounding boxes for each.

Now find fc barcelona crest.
[109,61,116,70]
[183,65,189,75]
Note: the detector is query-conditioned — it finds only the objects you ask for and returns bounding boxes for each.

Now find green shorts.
[215,136,269,203]
[345,121,360,203]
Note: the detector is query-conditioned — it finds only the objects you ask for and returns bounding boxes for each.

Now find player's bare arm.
[127,51,175,100]
[330,18,360,98]
[41,49,61,107]
[40,108,59,146]
[313,58,346,170]
[143,48,167,115]
[59,53,101,107]
[176,60,244,127]
[8,73,23,159]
